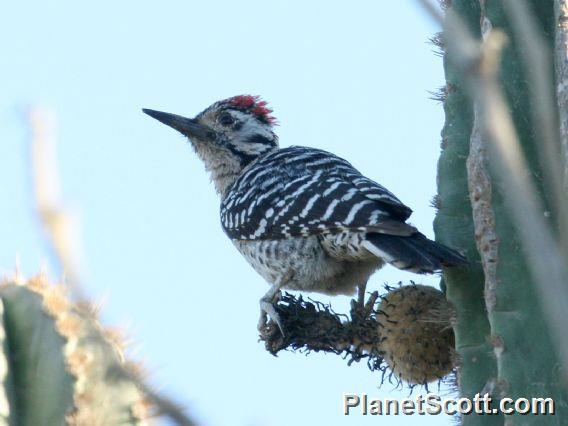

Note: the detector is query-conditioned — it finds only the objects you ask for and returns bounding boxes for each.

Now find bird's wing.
[220,146,415,240]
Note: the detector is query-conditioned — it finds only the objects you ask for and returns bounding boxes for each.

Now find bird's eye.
[219,113,235,126]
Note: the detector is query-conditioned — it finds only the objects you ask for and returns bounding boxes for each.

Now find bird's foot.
[258,299,285,337]
[351,282,378,323]
[357,282,367,307]
[258,287,284,336]
[257,272,293,337]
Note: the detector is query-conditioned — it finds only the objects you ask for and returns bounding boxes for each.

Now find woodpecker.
[143,95,467,333]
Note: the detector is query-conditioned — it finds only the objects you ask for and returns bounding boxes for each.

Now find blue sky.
[1,1,453,425]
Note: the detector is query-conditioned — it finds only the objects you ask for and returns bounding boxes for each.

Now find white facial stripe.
[229,110,275,140]
[232,140,272,155]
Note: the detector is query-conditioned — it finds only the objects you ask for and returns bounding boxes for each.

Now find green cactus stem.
[435,0,568,423]
[0,275,152,426]
[434,1,499,416]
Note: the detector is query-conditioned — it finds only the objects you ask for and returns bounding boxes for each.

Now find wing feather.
[220,146,415,240]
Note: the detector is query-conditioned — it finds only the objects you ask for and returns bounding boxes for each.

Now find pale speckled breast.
[232,235,383,296]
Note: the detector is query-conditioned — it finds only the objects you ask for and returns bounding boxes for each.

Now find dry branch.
[27,107,196,426]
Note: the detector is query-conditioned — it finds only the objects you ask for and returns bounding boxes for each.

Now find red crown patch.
[225,95,277,125]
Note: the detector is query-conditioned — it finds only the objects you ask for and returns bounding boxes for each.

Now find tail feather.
[363,232,468,273]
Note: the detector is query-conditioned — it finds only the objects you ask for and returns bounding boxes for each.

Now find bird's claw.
[352,283,378,322]
[258,272,292,337]
[258,290,285,336]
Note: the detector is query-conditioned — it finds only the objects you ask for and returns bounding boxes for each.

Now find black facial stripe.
[225,135,276,167]
[245,134,277,147]
[227,144,257,165]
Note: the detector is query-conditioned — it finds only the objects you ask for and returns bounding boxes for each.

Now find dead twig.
[27,107,196,426]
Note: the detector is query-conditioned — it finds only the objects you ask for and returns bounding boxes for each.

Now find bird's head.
[143,95,279,195]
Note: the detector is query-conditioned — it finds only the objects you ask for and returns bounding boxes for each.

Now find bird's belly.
[232,236,382,295]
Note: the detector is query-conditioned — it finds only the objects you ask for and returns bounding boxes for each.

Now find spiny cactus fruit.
[0,274,152,426]
[377,284,455,385]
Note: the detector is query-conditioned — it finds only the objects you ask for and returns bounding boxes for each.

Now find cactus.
[435,0,568,423]
[0,275,152,426]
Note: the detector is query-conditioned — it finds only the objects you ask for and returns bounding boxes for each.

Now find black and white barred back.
[221,146,467,273]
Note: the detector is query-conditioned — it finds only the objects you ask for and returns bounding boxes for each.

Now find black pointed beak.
[142,108,215,140]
